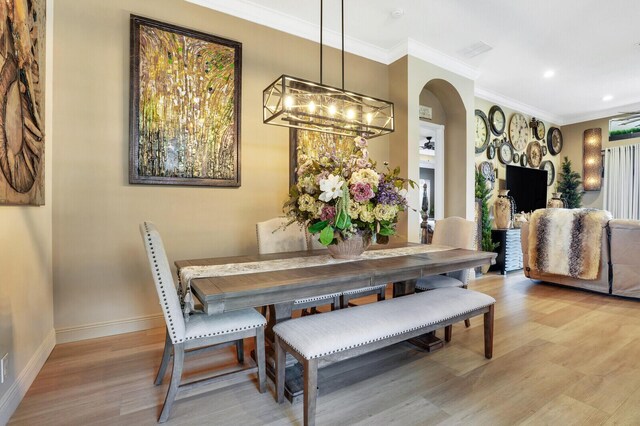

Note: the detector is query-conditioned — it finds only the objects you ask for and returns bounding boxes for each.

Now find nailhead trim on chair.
[275,302,495,360]
[185,321,266,340]
[342,284,387,296]
[143,222,183,344]
[293,292,341,305]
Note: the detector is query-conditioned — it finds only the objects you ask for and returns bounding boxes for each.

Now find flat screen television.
[506,165,547,213]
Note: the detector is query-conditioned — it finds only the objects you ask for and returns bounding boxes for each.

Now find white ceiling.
[189,0,640,125]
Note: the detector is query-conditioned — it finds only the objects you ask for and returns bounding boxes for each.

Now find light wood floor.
[10,273,640,425]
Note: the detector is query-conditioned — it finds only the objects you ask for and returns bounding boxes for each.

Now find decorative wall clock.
[527,142,542,168]
[547,127,563,155]
[541,145,548,156]
[479,161,495,183]
[498,140,514,164]
[520,153,528,167]
[540,160,555,186]
[513,152,520,164]
[475,109,490,153]
[487,141,496,159]
[509,113,529,151]
[535,120,546,141]
[489,105,506,136]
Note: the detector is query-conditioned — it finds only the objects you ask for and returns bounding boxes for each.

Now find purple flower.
[350,182,375,202]
[320,205,336,221]
[375,177,407,206]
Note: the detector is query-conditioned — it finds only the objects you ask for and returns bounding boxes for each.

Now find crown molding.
[475,86,564,125]
[561,101,640,126]
[186,0,389,64]
[388,39,481,81]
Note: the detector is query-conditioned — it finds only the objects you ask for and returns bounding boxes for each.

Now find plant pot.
[327,234,371,259]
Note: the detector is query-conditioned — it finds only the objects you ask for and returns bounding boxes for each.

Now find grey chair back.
[256,217,307,254]
[140,222,186,344]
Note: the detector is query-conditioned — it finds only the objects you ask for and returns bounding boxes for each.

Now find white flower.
[319,174,344,202]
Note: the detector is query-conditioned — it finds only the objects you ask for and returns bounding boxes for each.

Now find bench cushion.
[273,287,495,360]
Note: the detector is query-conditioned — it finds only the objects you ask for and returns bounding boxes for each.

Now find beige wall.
[474,98,563,211]
[0,0,55,421]
[563,116,640,210]
[52,0,389,339]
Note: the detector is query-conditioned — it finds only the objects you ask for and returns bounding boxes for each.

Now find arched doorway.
[417,79,467,235]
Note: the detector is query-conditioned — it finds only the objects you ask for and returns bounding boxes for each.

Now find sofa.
[521,218,640,299]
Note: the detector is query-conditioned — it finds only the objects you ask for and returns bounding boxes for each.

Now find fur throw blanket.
[528,209,612,280]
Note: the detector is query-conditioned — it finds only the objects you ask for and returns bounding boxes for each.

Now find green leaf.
[319,226,334,245]
[308,220,328,234]
[378,227,395,236]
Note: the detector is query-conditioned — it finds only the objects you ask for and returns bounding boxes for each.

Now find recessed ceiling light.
[602,95,613,102]
[543,70,555,78]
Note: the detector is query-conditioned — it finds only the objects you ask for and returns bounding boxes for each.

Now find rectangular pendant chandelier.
[263,74,394,139]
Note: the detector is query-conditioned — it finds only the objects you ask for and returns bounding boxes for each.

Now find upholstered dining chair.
[415,216,477,331]
[141,222,266,423]
[306,230,387,308]
[257,217,341,312]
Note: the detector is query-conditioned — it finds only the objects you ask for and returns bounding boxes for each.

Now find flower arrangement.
[284,136,415,247]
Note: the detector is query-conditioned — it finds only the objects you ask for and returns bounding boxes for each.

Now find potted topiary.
[475,169,499,273]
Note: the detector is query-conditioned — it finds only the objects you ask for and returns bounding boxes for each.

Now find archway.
[419,79,467,221]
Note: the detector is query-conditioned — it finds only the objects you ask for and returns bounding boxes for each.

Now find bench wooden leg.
[304,358,319,426]
[256,328,267,394]
[464,318,471,328]
[484,305,494,359]
[275,337,286,403]
[444,325,452,342]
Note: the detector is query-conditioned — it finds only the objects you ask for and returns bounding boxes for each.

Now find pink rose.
[350,182,375,202]
[320,205,336,221]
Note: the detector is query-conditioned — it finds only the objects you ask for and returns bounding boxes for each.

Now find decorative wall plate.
[487,141,496,159]
[547,127,563,155]
[520,153,528,167]
[475,109,490,153]
[536,121,546,141]
[498,140,514,164]
[489,105,506,136]
[479,161,494,182]
[509,113,529,151]
[513,152,520,164]
[540,160,555,186]
[527,142,542,168]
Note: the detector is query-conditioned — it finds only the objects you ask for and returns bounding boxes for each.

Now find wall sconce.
[583,128,602,191]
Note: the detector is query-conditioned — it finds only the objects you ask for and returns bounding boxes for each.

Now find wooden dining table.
[175,243,496,402]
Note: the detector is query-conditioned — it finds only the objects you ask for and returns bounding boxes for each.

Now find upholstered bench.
[273,286,496,425]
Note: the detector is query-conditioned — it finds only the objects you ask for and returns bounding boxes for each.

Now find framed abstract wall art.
[0,0,46,205]
[129,16,241,187]
[289,129,354,187]
[609,114,640,142]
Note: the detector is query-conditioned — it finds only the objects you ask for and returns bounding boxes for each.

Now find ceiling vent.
[459,41,493,59]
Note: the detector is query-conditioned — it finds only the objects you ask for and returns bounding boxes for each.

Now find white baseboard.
[55,314,165,344]
[0,329,56,426]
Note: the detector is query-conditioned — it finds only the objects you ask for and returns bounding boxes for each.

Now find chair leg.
[340,294,349,309]
[377,287,386,301]
[275,337,286,403]
[484,305,494,359]
[304,359,319,426]
[255,327,267,394]
[464,318,471,328]
[332,295,341,311]
[235,339,244,364]
[444,325,452,342]
[154,330,172,385]
[159,343,184,423]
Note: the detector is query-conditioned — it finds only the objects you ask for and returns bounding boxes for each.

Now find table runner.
[178,244,452,319]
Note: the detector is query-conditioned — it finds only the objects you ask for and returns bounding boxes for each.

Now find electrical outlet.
[1,354,7,384]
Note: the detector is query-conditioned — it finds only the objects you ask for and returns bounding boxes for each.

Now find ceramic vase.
[494,189,513,229]
[547,192,565,208]
[327,233,371,259]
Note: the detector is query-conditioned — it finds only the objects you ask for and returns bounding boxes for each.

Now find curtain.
[603,143,640,219]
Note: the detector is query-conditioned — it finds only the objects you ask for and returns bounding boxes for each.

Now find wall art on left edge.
[0,0,46,205]
[129,15,241,187]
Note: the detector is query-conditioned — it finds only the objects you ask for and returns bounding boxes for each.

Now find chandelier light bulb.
[346,109,355,120]
[308,101,316,113]
[366,112,373,124]
[328,104,337,116]
[284,96,294,109]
